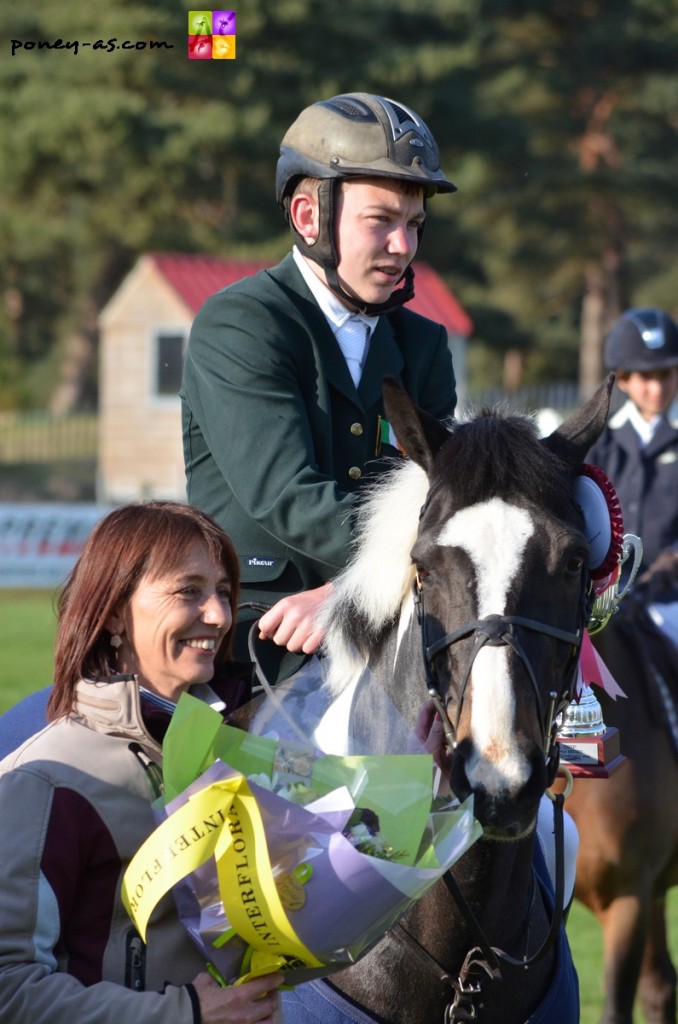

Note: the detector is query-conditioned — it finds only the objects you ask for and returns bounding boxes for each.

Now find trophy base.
[557,726,626,778]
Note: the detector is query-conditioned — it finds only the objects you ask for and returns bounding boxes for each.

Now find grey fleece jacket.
[0,677,206,1024]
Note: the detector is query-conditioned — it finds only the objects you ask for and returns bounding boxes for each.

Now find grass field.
[1,588,676,1022]
[0,589,58,710]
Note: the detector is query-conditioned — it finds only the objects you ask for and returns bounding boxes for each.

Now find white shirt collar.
[623,399,662,447]
[292,246,378,336]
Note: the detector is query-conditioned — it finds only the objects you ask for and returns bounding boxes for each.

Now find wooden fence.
[0,413,98,464]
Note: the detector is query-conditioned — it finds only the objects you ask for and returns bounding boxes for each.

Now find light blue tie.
[337,317,369,386]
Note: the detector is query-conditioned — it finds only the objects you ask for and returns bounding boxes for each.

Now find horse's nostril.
[449,748,473,804]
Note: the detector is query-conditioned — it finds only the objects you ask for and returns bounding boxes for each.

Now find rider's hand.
[258,583,333,654]
[192,971,283,1024]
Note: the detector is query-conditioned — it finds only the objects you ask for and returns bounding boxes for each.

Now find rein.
[394,785,565,1022]
[394,791,568,1023]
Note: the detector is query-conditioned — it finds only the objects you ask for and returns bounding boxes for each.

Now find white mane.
[319,458,429,692]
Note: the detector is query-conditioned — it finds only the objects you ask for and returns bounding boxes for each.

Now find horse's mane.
[319,457,428,682]
[320,408,572,691]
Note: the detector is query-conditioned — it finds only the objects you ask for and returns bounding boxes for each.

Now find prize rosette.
[121,671,481,987]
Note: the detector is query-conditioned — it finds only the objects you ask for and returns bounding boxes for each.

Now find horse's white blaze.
[438,498,535,793]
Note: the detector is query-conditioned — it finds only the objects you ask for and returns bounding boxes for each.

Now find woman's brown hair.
[48,501,240,720]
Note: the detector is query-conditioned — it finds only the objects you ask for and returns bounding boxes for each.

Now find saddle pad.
[281,977,386,1024]
[0,686,51,761]
[526,840,580,1024]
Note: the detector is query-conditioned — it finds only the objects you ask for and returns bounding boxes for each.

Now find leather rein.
[399,573,589,1022]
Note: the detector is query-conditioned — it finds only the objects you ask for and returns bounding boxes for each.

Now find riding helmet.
[276,93,457,204]
[275,93,457,315]
[604,308,678,372]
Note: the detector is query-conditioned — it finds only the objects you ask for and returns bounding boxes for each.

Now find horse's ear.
[542,373,614,468]
[382,376,451,473]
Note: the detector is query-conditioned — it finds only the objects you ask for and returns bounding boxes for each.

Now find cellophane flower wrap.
[121,660,481,987]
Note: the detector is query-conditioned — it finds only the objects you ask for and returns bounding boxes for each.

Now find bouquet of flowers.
[122,672,481,987]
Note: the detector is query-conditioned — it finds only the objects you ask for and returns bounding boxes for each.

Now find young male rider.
[181,93,458,666]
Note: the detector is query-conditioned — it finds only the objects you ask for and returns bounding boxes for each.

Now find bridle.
[413,569,591,785]
[403,562,592,1022]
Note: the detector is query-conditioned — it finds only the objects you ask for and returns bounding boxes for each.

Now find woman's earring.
[110,634,123,649]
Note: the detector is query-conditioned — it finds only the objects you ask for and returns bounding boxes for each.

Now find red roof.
[150,252,473,337]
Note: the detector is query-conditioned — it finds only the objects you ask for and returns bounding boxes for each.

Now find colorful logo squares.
[187,10,237,59]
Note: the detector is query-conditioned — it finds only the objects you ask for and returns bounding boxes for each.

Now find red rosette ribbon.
[575,464,625,593]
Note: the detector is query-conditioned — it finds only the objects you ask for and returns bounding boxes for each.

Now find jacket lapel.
[611,420,643,458]
[644,417,678,458]
[268,256,361,404]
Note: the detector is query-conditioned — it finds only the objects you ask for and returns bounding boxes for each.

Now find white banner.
[0,504,114,588]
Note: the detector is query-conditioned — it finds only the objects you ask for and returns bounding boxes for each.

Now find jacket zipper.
[129,741,164,799]
[125,927,146,991]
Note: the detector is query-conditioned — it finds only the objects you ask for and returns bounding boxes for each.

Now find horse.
[271,374,615,1024]
[562,546,678,1024]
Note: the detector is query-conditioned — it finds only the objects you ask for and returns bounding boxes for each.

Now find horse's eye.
[416,566,430,580]
[565,555,585,575]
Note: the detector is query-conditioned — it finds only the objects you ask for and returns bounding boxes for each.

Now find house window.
[155,333,185,396]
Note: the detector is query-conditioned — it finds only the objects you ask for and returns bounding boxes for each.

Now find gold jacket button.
[348,466,362,480]
[350,422,364,436]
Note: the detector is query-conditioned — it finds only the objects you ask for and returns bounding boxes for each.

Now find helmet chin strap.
[324,263,415,316]
[286,178,420,317]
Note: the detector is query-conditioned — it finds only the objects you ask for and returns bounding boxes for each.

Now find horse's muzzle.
[450,738,548,838]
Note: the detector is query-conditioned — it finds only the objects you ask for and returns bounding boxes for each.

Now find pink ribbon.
[575,629,627,701]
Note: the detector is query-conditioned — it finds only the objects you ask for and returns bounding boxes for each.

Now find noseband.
[413,573,590,785]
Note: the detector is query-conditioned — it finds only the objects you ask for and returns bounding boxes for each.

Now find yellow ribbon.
[121,773,322,979]
[214,783,322,977]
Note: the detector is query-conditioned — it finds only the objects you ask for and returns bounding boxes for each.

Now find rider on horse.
[587,307,678,573]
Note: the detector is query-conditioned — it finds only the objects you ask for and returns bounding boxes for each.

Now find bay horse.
[563,546,678,1024]
[275,375,614,1024]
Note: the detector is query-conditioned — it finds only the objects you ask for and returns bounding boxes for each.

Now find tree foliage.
[1,0,676,409]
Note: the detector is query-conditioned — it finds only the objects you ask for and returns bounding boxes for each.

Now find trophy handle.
[616,535,644,603]
[588,533,643,635]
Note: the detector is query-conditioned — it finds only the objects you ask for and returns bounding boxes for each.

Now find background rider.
[587,307,678,573]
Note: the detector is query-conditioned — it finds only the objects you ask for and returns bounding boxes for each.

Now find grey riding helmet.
[604,308,678,372]
[276,93,457,314]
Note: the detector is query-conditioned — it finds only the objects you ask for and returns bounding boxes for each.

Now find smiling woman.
[0,501,284,1024]
[47,502,242,720]
[108,541,234,703]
